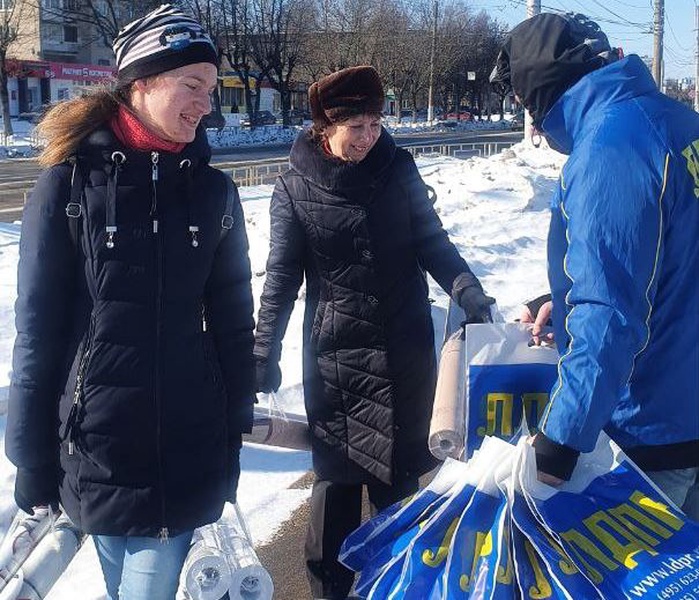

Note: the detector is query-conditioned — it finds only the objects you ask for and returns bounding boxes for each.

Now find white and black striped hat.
[113,4,218,84]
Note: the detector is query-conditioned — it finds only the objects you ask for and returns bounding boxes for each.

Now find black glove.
[15,465,60,515]
[255,358,281,393]
[453,272,496,323]
[228,436,243,504]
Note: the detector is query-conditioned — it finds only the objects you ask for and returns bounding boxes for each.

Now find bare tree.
[249,0,310,126]
[1,0,32,137]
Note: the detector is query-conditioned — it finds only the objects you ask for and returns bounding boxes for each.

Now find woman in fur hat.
[5,5,255,598]
[254,65,493,599]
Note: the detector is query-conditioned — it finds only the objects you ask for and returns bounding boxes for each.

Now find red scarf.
[109,105,185,153]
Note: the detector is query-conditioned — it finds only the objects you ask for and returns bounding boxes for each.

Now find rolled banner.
[0,507,55,593]
[13,512,85,599]
[226,535,273,600]
[0,568,23,600]
[183,527,233,600]
[184,503,273,600]
[218,504,273,600]
[429,327,466,460]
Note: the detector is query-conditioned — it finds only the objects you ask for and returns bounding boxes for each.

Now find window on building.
[64,0,81,10]
[43,0,61,8]
[0,0,15,11]
[57,88,71,100]
[64,25,78,43]
[44,23,61,41]
[97,59,110,66]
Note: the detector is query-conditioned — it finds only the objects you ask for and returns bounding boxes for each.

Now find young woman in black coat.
[5,5,255,598]
[253,65,494,600]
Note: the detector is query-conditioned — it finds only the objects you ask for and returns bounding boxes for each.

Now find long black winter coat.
[6,125,255,537]
[254,129,472,485]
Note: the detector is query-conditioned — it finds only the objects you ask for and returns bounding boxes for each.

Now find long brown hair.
[36,85,130,167]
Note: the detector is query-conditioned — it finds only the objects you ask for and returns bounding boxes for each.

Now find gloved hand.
[14,465,60,515]
[255,358,281,394]
[228,436,243,504]
[453,272,496,323]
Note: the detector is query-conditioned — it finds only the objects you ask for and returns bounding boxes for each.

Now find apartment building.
[3,0,132,117]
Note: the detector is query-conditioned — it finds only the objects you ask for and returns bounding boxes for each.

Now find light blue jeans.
[94,531,193,600]
[646,467,699,522]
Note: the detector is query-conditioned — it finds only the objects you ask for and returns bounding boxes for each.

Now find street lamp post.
[427,0,438,123]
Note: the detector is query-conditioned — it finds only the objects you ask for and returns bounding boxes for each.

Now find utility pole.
[695,4,699,112]
[427,0,438,123]
[524,0,541,138]
[652,0,664,89]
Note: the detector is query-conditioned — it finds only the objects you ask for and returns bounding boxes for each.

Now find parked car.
[241,110,277,127]
[445,111,473,122]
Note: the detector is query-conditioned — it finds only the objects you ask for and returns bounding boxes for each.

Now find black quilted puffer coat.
[254,129,474,484]
[6,125,255,537]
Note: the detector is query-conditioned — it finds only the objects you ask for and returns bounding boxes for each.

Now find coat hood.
[490,13,621,128]
[289,127,396,191]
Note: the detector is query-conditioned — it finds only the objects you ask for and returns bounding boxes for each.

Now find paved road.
[0,129,522,222]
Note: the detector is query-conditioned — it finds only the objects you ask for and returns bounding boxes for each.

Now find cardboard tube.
[429,329,466,460]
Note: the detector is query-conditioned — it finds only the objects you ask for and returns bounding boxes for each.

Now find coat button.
[367,295,379,305]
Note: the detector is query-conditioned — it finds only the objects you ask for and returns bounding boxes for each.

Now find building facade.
[4,0,128,117]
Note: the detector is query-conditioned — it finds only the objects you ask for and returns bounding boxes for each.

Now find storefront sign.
[49,62,115,82]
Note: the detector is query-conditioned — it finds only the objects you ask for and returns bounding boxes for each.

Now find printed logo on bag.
[532,467,699,599]
[468,363,557,457]
[559,491,686,581]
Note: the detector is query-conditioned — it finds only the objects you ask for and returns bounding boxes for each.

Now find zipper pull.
[68,441,74,455]
[151,151,159,180]
[158,527,169,544]
[189,225,199,248]
[151,152,159,233]
[202,305,207,332]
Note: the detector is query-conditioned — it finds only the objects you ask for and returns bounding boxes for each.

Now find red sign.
[9,60,115,82]
[48,61,115,82]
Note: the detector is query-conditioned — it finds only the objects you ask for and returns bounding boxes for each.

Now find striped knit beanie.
[113,4,218,84]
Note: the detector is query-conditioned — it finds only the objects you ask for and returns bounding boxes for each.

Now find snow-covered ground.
[0,128,564,598]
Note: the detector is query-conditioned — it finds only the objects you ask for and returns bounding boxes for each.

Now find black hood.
[490,13,621,127]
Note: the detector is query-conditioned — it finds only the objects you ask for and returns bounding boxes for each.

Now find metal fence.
[1,140,518,207]
[215,140,517,187]
[405,141,516,160]
[216,158,290,187]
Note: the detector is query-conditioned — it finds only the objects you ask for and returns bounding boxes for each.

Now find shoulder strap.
[220,174,236,244]
[66,157,86,250]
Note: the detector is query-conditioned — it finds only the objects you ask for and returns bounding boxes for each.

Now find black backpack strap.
[66,157,85,250]
[220,174,236,244]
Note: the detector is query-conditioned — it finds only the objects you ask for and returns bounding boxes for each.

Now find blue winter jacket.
[536,55,699,477]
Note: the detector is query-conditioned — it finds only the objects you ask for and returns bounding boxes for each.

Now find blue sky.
[471,0,696,80]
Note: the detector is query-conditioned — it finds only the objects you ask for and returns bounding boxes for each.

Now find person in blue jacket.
[491,13,699,519]
[6,5,255,598]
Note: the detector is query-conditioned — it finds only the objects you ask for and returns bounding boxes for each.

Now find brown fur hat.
[309,66,384,127]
